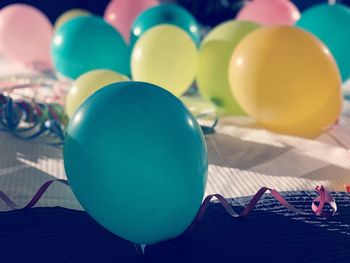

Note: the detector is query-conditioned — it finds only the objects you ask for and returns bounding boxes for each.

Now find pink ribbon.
[311,186,337,216]
[346,185,350,194]
[0,180,337,222]
[194,185,337,224]
[0,179,68,210]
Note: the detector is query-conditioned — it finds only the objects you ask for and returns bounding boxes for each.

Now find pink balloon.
[0,4,53,68]
[236,0,300,26]
[104,0,158,43]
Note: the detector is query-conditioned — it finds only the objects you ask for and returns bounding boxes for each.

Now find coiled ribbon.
[191,186,337,230]
[0,92,216,144]
[0,94,66,144]
[0,179,337,221]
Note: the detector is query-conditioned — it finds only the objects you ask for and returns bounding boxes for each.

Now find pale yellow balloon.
[197,20,260,115]
[131,25,198,96]
[229,26,342,138]
[65,69,129,118]
[55,9,91,30]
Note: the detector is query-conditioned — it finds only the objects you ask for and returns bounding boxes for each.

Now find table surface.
[0,56,350,212]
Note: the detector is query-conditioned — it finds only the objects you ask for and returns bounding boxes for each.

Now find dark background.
[0,0,348,27]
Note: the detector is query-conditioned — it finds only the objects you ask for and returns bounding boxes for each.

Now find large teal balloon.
[130,3,200,48]
[51,16,130,79]
[296,3,350,81]
[64,81,208,244]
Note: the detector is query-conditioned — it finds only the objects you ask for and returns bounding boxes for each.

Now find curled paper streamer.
[192,185,337,228]
[0,94,66,143]
[311,186,337,216]
[0,179,69,210]
[0,179,336,223]
[1,90,216,145]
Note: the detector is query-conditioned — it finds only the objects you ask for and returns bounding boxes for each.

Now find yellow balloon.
[197,20,260,115]
[229,26,342,138]
[55,9,91,30]
[131,25,198,96]
[65,69,129,118]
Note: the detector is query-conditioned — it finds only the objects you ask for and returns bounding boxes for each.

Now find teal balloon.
[296,3,350,81]
[130,4,200,48]
[64,81,208,244]
[51,16,130,79]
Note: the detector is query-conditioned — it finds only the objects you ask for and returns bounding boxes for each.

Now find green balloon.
[130,4,200,48]
[297,3,350,81]
[51,16,130,79]
[64,82,208,244]
[197,20,261,115]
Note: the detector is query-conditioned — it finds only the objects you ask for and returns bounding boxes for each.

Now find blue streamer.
[0,94,65,145]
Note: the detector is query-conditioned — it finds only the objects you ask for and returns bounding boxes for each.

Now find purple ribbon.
[193,185,337,225]
[0,94,65,143]
[0,179,68,210]
[0,180,336,222]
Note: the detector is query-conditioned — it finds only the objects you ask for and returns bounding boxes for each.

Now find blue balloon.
[296,3,350,81]
[130,4,200,48]
[51,16,130,79]
[64,81,208,244]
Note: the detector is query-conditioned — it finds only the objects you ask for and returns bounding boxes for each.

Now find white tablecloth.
[0,56,350,211]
